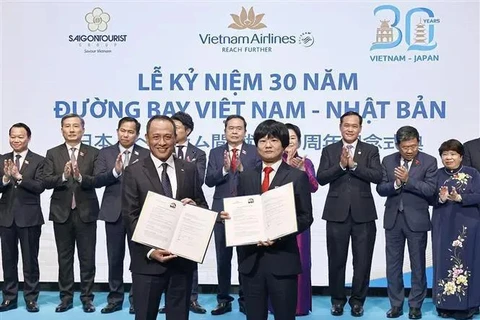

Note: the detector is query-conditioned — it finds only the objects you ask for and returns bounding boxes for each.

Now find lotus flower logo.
[85,7,110,32]
[228,7,266,30]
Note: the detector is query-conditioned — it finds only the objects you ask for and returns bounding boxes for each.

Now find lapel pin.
[79,152,85,157]
[242,150,246,155]
[358,151,361,154]
[24,160,29,165]
[134,150,139,155]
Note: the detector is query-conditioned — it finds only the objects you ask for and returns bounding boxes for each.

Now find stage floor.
[0,292,447,319]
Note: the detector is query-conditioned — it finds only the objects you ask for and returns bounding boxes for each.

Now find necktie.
[346,144,354,157]
[70,148,77,209]
[15,154,21,170]
[399,160,409,212]
[262,167,274,193]
[231,148,238,172]
[123,150,130,168]
[177,146,185,160]
[161,163,173,198]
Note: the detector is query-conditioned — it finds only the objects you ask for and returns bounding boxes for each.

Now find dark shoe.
[331,304,344,316]
[101,303,121,314]
[351,304,364,317]
[387,306,403,318]
[0,299,18,312]
[158,306,166,314]
[190,300,206,314]
[408,307,422,319]
[211,302,232,315]
[239,304,246,314]
[82,301,95,313]
[55,300,73,312]
[129,305,135,314]
[26,301,39,313]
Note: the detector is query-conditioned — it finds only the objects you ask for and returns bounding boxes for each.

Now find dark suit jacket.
[205,143,261,213]
[43,143,99,223]
[463,138,480,172]
[236,161,313,276]
[316,140,383,223]
[122,156,208,275]
[184,142,206,185]
[94,143,149,222]
[0,151,45,227]
[376,151,437,232]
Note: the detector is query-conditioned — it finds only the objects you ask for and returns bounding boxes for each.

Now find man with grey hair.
[43,113,99,313]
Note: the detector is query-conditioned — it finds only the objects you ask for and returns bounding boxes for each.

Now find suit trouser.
[133,269,193,320]
[386,211,427,308]
[0,223,41,302]
[105,217,133,306]
[53,209,96,303]
[241,254,298,320]
[213,221,245,305]
[326,214,376,306]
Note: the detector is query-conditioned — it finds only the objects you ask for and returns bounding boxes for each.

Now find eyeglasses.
[400,145,419,152]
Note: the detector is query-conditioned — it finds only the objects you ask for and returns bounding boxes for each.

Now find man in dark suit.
[0,123,44,313]
[43,113,99,313]
[94,117,149,314]
[316,111,383,317]
[377,126,437,319]
[159,111,207,314]
[122,115,208,320]
[220,119,313,320]
[205,115,261,315]
[463,137,480,171]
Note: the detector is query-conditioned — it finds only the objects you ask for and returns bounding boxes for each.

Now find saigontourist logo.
[199,6,314,53]
[68,7,128,54]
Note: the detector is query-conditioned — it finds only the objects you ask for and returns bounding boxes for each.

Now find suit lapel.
[268,162,291,190]
[186,143,197,162]
[174,158,186,200]
[130,144,142,166]
[77,144,88,169]
[408,153,421,177]
[353,141,364,162]
[60,144,70,165]
[20,151,32,174]
[142,157,164,194]
[254,165,263,194]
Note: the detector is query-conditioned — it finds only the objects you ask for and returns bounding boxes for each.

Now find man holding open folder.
[220,120,314,320]
[122,115,208,320]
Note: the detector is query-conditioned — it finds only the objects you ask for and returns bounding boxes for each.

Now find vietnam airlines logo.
[228,7,266,30]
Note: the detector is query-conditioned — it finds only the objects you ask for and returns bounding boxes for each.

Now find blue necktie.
[161,163,173,198]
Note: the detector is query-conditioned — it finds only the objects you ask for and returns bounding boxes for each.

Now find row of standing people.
[1,111,479,320]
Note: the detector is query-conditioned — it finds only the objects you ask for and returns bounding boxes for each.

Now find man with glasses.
[376,126,437,320]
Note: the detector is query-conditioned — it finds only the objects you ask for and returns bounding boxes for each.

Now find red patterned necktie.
[231,148,238,172]
[262,167,274,193]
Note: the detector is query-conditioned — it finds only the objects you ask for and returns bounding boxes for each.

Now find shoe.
[0,299,18,312]
[211,302,232,315]
[387,306,403,318]
[408,307,422,319]
[129,305,135,314]
[158,306,166,314]
[101,303,121,314]
[82,301,96,313]
[189,300,206,314]
[26,301,39,313]
[239,304,246,314]
[55,300,73,312]
[351,304,364,317]
[331,304,344,316]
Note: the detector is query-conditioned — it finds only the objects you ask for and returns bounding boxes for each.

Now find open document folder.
[223,182,298,247]
[132,191,217,263]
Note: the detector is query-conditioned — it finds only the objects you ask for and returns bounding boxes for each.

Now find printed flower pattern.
[228,7,266,30]
[85,7,110,32]
[436,226,470,303]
